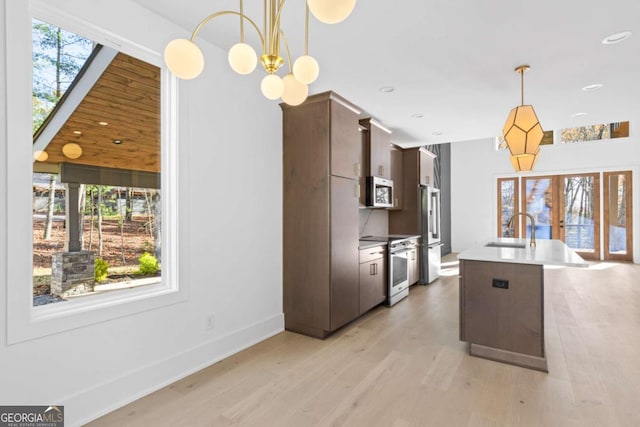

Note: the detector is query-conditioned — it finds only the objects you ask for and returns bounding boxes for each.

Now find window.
[497,178,518,237]
[560,121,629,143]
[6,2,181,343]
[32,19,163,306]
[497,171,631,261]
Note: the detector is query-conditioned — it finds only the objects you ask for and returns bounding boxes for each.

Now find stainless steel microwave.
[366,176,394,208]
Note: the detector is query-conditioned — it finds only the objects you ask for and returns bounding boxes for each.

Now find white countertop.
[458,238,588,268]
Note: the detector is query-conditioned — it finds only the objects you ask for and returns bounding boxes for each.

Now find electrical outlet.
[492,278,509,289]
[205,314,215,330]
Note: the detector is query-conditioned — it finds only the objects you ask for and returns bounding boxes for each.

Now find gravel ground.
[33,294,66,306]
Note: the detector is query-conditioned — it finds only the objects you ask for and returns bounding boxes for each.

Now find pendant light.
[503,65,543,171]
[164,0,356,106]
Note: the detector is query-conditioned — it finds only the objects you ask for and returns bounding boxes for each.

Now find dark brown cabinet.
[389,148,436,235]
[330,176,360,329]
[282,91,362,339]
[358,246,387,314]
[360,118,392,179]
[419,148,435,186]
[459,259,547,371]
[389,145,403,210]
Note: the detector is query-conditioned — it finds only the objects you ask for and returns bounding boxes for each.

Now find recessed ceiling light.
[602,31,632,45]
[379,86,395,93]
[571,112,588,117]
[62,143,83,159]
[112,139,123,145]
[582,83,604,91]
[432,131,443,136]
[411,113,424,119]
[98,121,109,126]
[73,130,82,135]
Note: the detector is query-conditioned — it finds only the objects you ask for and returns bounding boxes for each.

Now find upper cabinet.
[331,101,362,180]
[388,147,437,235]
[389,145,404,210]
[359,118,392,179]
[419,148,436,186]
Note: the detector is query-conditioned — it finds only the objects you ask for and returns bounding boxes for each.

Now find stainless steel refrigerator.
[420,186,443,284]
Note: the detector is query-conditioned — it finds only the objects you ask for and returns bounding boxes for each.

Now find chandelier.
[164,0,357,106]
[502,65,543,172]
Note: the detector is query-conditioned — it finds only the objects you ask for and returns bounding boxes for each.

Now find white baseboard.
[67,313,284,427]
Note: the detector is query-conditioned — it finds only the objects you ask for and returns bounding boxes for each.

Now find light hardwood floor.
[88,255,640,426]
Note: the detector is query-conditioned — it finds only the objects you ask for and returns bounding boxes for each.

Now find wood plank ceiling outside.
[40,52,160,173]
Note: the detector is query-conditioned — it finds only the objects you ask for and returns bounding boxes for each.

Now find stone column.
[50,251,95,297]
[65,182,82,252]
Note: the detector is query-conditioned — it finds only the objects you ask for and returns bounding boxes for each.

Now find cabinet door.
[359,258,386,315]
[331,101,361,180]
[419,149,435,186]
[330,176,360,330]
[370,124,391,179]
[407,248,418,285]
[373,258,387,305]
[389,146,403,209]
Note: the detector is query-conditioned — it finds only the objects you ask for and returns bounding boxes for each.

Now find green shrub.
[95,258,110,283]
[137,252,159,275]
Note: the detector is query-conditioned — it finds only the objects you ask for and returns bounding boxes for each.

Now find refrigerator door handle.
[431,192,440,239]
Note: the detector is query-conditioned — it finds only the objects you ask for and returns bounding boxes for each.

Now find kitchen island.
[458,238,587,372]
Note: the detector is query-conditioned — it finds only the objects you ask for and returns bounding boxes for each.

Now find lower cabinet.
[407,238,420,285]
[359,246,387,315]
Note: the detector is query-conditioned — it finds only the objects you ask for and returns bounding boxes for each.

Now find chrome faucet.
[507,212,536,247]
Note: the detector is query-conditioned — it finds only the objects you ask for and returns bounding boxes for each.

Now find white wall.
[451,128,640,262]
[0,0,283,425]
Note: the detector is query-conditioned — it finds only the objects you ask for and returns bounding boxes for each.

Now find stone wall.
[50,251,95,297]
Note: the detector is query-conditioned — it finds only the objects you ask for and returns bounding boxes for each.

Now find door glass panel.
[524,178,553,240]
[563,176,596,251]
[392,255,407,286]
[607,174,628,255]
[498,178,518,237]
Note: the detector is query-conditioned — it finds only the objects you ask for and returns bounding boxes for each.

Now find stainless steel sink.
[485,241,526,249]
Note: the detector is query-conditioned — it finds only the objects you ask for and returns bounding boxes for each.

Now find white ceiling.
[134,0,640,147]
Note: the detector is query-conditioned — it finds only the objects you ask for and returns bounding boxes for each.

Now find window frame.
[5,1,184,344]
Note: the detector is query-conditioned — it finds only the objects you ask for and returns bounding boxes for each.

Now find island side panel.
[460,260,544,357]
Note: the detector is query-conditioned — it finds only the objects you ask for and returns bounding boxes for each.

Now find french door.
[603,171,633,261]
[498,171,632,261]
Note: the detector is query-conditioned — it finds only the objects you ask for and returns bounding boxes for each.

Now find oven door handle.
[391,248,412,255]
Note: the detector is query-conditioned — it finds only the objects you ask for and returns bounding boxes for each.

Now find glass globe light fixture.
[164,39,205,80]
[261,74,285,100]
[307,0,357,24]
[228,43,258,75]
[281,74,308,106]
[293,55,319,84]
[33,150,48,162]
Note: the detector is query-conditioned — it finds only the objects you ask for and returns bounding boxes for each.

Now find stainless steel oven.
[360,235,413,306]
[388,238,410,306]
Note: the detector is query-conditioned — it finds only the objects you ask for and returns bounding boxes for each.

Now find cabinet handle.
[370,263,375,276]
[378,165,384,176]
[425,175,430,184]
[394,197,398,208]
[374,263,378,275]
[356,184,360,198]
[355,163,361,177]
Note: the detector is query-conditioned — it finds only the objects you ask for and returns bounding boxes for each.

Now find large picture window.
[5,1,181,343]
[32,19,162,306]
